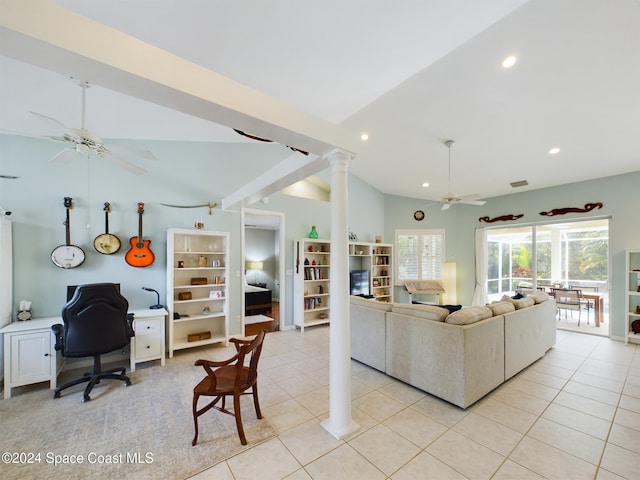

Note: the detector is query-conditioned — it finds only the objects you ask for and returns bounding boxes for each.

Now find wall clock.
[413,210,425,221]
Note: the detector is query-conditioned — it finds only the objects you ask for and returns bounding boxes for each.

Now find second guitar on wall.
[125,202,155,267]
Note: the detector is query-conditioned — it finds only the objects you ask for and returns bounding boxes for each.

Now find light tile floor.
[190,327,639,480]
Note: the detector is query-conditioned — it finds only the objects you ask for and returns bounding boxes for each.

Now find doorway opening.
[241,208,285,336]
[486,218,610,337]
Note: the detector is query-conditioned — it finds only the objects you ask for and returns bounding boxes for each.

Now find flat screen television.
[349,270,370,296]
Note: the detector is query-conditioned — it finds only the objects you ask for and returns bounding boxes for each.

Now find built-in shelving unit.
[625,248,640,345]
[166,228,229,357]
[349,241,393,302]
[293,238,330,331]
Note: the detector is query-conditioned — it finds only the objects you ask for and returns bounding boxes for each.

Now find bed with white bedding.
[245,284,272,316]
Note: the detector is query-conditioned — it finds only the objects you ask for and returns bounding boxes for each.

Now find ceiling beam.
[0,0,359,158]
[221,151,330,211]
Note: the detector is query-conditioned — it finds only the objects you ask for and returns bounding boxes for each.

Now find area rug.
[555,316,608,337]
[0,353,275,480]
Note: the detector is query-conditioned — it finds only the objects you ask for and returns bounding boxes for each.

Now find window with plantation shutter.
[395,229,445,283]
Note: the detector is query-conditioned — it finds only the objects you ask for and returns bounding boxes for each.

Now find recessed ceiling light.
[360,132,369,141]
[422,182,430,188]
[502,55,517,68]
[548,147,561,155]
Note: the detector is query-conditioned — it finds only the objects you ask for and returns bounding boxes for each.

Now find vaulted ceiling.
[1,0,639,203]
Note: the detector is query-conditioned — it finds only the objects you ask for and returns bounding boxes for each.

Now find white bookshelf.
[166,228,229,357]
[625,248,640,344]
[293,238,330,331]
[349,241,393,302]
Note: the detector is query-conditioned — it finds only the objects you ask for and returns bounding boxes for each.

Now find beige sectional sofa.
[350,292,556,408]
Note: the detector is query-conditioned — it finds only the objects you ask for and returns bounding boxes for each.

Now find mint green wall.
[0,136,290,334]
[383,171,640,340]
[244,168,386,329]
[3,134,637,339]
[0,136,385,334]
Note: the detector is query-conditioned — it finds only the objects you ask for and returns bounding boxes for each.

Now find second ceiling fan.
[431,139,486,211]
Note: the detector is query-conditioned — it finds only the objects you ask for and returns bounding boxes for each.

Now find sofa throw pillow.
[501,295,535,309]
[487,301,516,316]
[445,305,493,325]
[528,290,550,304]
[391,304,449,322]
[442,304,463,313]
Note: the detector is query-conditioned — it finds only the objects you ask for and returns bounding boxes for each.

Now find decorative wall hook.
[479,214,524,223]
[539,202,603,217]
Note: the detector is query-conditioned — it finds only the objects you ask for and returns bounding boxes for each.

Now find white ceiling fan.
[430,140,486,211]
[11,80,156,175]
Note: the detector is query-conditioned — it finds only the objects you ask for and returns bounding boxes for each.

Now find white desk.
[2,316,63,399]
[1,308,167,398]
[129,308,167,372]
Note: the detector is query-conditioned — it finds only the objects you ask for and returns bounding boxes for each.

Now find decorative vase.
[309,225,318,239]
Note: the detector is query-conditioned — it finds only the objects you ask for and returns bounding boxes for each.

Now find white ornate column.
[321,150,359,439]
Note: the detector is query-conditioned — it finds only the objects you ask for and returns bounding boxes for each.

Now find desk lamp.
[142,287,163,309]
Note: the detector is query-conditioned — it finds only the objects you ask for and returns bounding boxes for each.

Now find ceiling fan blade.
[105,142,157,161]
[1,128,56,141]
[441,203,451,211]
[30,111,76,136]
[422,201,440,209]
[459,199,487,206]
[49,147,78,163]
[458,193,483,200]
[102,154,148,175]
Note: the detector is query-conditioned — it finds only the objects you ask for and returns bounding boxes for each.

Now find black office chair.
[51,283,134,402]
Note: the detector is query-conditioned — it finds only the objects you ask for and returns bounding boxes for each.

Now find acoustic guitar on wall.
[125,202,155,267]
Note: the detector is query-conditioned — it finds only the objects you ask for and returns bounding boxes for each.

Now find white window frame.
[395,229,445,284]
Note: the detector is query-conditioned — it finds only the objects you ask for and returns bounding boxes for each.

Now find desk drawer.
[134,319,163,359]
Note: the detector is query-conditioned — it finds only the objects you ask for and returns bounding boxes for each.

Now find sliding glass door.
[486,219,609,316]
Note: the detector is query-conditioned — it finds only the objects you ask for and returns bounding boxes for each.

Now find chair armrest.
[194,355,238,369]
[127,313,135,337]
[51,324,64,351]
[194,355,238,379]
[229,337,251,352]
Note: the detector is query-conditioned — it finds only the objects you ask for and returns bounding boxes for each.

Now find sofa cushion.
[445,305,493,325]
[391,304,449,322]
[502,295,535,309]
[528,290,551,304]
[487,301,516,316]
[350,295,394,312]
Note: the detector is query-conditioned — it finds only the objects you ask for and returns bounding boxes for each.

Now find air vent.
[510,180,529,188]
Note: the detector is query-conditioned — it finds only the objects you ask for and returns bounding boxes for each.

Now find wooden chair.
[553,288,590,326]
[192,330,266,446]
